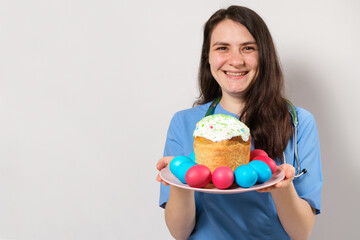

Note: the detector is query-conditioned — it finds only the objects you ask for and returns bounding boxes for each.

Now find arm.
[157,112,198,238]
[165,186,196,240]
[156,157,196,240]
[259,164,315,240]
[259,108,322,239]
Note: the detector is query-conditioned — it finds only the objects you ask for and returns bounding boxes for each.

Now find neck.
[219,95,245,116]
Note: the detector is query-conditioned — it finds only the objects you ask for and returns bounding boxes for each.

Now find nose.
[229,50,245,67]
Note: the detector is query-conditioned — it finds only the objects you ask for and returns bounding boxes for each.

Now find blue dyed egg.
[189,151,196,162]
[248,160,272,183]
[169,156,192,176]
[234,165,258,188]
[175,161,197,184]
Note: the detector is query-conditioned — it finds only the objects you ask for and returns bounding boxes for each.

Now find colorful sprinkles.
[193,114,250,142]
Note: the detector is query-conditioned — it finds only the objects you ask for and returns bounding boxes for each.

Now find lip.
[223,70,248,79]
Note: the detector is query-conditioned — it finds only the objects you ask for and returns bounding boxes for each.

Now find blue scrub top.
[159,102,323,240]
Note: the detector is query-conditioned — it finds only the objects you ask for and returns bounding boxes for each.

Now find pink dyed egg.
[252,155,277,174]
[250,149,268,161]
[185,165,211,188]
[212,166,234,189]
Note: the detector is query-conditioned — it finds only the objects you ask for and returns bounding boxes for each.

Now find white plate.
[160,166,285,194]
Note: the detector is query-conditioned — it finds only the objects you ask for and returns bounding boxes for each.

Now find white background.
[0,0,359,239]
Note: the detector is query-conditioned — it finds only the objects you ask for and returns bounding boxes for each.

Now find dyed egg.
[234,165,258,188]
[175,161,197,184]
[248,160,272,183]
[212,166,234,189]
[250,149,268,161]
[252,155,277,174]
[169,156,192,176]
[185,165,211,188]
[189,151,196,162]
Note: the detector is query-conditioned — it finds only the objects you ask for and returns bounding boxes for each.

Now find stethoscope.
[205,97,307,178]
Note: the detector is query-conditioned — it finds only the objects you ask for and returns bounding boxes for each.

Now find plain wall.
[0,0,359,239]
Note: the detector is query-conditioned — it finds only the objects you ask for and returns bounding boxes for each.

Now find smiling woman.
[156,5,322,240]
[208,19,259,102]
[196,6,293,159]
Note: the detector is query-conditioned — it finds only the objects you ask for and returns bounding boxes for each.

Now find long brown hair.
[194,5,293,160]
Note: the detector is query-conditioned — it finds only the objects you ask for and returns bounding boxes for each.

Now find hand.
[257,164,295,193]
[156,156,174,186]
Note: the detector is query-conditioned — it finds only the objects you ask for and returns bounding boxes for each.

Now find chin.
[227,87,248,95]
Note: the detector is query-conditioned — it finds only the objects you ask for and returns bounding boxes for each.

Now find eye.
[216,46,228,51]
[242,45,257,52]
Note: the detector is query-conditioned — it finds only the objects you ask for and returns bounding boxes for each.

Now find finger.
[156,173,169,186]
[156,174,162,182]
[259,182,282,193]
[287,165,295,176]
[285,169,292,178]
[258,186,274,192]
[156,160,166,171]
[157,174,169,185]
[286,170,295,182]
[163,156,174,163]
[156,156,173,170]
[156,158,168,170]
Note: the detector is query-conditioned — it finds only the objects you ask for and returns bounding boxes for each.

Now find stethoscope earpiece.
[295,168,307,178]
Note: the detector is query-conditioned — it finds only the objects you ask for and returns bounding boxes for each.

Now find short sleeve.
[159,113,184,208]
[293,109,323,214]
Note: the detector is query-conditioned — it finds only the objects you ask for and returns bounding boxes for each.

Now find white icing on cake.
[193,114,250,142]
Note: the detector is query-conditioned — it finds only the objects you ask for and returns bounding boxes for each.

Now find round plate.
[160,166,285,194]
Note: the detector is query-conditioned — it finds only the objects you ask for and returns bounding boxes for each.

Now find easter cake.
[193,114,251,173]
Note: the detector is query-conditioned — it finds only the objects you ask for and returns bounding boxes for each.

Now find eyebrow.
[212,41,257,47]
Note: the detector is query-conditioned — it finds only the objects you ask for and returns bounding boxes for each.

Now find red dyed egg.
[252,155,277,173]
[212,166,234,189]
[185,165,211,188]
[250,149,268,161]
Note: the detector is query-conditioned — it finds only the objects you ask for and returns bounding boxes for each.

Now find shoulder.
[164,102,212,151]
[295,106,317,126]
[175,102,211,116]
[294,106,319,138]
[171,102,211,124]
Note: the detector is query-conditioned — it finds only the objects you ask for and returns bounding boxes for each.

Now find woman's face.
[209,19,259,99]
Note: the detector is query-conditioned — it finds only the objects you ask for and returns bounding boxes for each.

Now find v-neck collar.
[214,102,239,119]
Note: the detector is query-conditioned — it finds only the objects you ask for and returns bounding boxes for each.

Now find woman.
[156,6,322,240]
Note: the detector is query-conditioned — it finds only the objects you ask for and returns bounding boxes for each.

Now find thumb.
[156,156,174,170]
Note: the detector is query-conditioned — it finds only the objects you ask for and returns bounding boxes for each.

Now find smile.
[225,71,248,76]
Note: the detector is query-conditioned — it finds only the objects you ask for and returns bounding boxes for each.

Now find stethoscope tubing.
[283,124,307,178]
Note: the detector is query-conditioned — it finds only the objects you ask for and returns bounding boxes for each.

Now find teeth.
[226,71,246,76]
